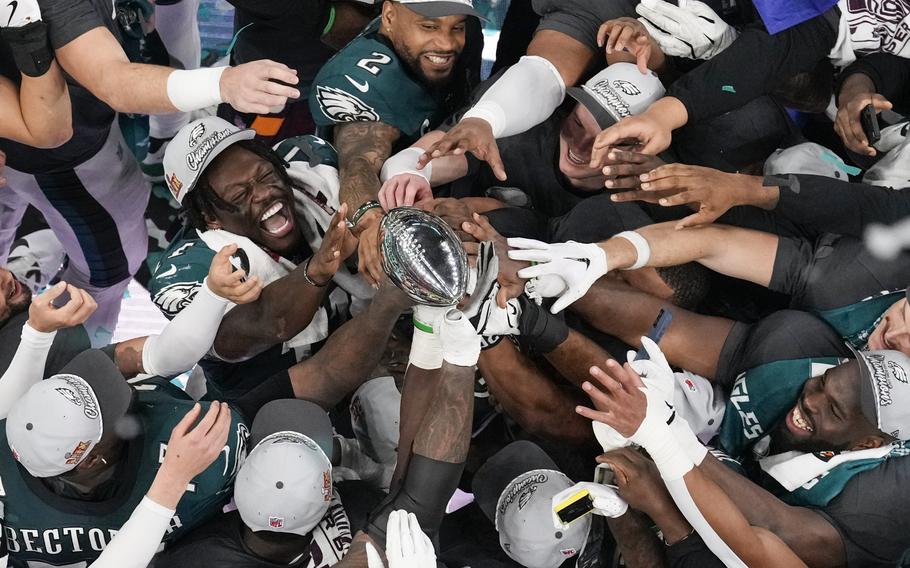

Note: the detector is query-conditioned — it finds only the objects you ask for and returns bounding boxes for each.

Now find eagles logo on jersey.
[315,86,380,122]
[153,282,200,318]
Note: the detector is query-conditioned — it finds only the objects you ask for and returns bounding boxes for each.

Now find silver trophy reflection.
[380,207,468,306]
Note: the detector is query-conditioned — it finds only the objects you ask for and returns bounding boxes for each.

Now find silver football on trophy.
[380,207,468,306]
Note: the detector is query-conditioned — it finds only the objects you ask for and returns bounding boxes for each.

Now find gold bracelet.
[303,256,329,287]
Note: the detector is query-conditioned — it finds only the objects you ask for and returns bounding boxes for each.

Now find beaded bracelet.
[350,200,382,227]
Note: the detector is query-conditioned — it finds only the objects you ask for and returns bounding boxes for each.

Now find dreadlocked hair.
[182,139,292,232]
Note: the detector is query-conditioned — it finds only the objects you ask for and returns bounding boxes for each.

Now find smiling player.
[309,0,483,286]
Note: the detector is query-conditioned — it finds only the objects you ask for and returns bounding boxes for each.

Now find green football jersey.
[718,288,906,459]
[712,290,908,506]
[719,357,843,460]
[147,135,346,400]
[148,134,340,321]
[0,382,248,567]
[812,289,904,350]
[309,18,450,146]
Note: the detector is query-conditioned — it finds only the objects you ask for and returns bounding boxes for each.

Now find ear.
[381,1,395,34]
[849,435,888,451]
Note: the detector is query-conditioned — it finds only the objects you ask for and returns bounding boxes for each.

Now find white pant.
[0,125,150,346]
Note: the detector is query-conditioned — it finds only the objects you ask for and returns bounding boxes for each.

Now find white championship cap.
[163,116,256,205]
[350,376,401,465]
[567,63,665,130]
[850,347,910,441]
[472,441,597,568]
[763,142,857,180]
[6,350,132,478]
[234,399,336,536]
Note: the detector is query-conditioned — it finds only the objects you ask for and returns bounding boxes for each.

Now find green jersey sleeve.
[273,134,339,168]
[148,235,216,320]
[309,18,444,143]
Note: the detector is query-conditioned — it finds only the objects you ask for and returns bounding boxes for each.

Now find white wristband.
[440,310,481,367]
[409,314,444,370]
[615,231,651,270]
[670,415,709,467]
[380,147,433,184]
[167,66,226,112]
[637,421,695,481]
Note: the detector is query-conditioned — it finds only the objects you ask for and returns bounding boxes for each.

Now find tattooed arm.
[364,347,474,545]
[412,361,474,463]
[286,281,410,408]
[334,121,401,285]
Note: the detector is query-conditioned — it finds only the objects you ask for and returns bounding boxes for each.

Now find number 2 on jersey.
[357,52,392,75]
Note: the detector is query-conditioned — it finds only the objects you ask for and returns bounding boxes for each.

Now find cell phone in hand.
[861,104,881,146]
[51,287,72,309]
[230,248,251,282]
[634,308,673,361]
[554,490,595,525]
[594,463,617,487]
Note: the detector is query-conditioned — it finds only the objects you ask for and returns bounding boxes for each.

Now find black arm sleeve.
[836,53,910,111]
[366,455,464,542]
[769,233,910,310]
[667,15,836,124]
[771,174,910,237]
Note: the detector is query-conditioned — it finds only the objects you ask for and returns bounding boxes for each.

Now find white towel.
[759,445,893,492]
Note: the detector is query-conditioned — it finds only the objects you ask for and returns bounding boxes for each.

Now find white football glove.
[439,309,481,367]
[1,0,42,27]
[636,0,738,60]
[626,336,675,403]
[551,482,629,530]
[365,510,437,568]
[591,336,675,453]
[463,241,521,338]
[508,238,608,314]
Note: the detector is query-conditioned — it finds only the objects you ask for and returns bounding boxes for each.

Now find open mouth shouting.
[259,200,295,238]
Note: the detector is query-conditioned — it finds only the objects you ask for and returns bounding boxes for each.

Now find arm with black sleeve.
[837,53,910,110]
[613,164,910,237]
[693,172,910,237]
[366,309,478,543]
[667,13,837,125]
